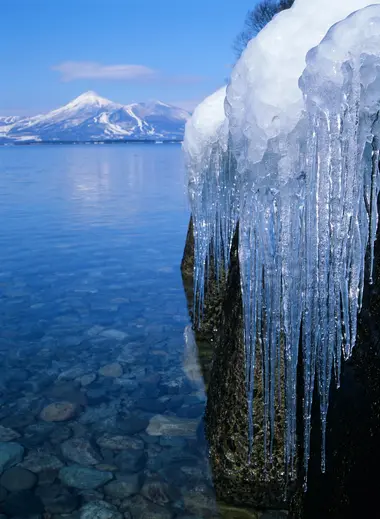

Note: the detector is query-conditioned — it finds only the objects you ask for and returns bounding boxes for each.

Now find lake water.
[0,144,221,518]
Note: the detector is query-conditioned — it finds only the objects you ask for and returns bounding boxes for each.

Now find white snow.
[226,0,378,166]
[183,87,227,163]
[125,105,144,132]
[64,91,117,110]
[0,116,22,125]
[13,135,41,142]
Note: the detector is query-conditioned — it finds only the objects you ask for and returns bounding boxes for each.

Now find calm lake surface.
[0,144,220,518]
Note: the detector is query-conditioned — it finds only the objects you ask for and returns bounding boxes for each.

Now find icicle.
[184,88,239,322]
[370,133,380,284]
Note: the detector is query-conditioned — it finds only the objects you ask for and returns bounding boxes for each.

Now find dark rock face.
[205,231,290,509]
[180,216,224,390]
[291,220,380,519]
[181,220,291,509]
[181,213,380,518]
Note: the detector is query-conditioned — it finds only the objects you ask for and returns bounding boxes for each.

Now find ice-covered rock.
[186,0,380,485]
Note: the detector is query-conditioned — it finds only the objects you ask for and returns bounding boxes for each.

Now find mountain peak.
[67,91,116,109]
[0,92,191,143]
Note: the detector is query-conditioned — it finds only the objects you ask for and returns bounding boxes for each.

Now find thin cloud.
[52,61,157,82]
[52,61,205,85]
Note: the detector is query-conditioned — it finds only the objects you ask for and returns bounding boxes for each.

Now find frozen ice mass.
[184,0,380,485]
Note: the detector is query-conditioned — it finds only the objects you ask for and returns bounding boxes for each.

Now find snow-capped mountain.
[0,92,191,143]
[0,116,22,127]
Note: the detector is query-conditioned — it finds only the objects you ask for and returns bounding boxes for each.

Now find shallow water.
[0,144,222,518]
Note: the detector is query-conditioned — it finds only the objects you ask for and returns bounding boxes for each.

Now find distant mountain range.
[0,91,191,144]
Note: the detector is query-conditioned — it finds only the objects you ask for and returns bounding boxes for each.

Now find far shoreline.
[0,139,183,147]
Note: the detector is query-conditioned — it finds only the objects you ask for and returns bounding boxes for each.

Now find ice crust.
[226,0,377,166]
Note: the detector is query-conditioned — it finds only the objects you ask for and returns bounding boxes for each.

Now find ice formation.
[184,0,380,486]
[183,87,238,316]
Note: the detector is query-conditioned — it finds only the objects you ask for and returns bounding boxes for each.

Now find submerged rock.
[59,465,113,489]
[58,365,90,381]
[61,438,101,466]
[19,451,64,473]
[122,494,174,519]
[141,475,175,506]
[100,329,128,341]
[79,500,123,519]
[1,412,35,429]
[50,424,72,444]
[146,415,199,437]
[87,325,104,337]
[78,487,105,503]
[86,387,109,405]
[104,473,141,498]
[137,398,166,413]
[0,442,24,473]
[38,469,58,486]
[35,483,79,514]
[48,381,88,406]
[98,363,123,378]
[79,405,116,425]
[2,490,44,516]
[95,463,118,472]
[0,425,20,442]
[114,449,146,473]
[96,434,144,451]
[117,414,149,435]
[40,401,78,422]
[22,422,56,447]
[0,486,6,502]
[0,466,37,491]
[183,489,219,517]
[79,373,97,387]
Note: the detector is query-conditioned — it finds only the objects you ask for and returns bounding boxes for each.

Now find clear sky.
[1,0,257,115]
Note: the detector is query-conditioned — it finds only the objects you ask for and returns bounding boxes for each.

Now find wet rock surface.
[181,220,290,510]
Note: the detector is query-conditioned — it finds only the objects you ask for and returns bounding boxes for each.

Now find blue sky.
[1,0,257,115]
